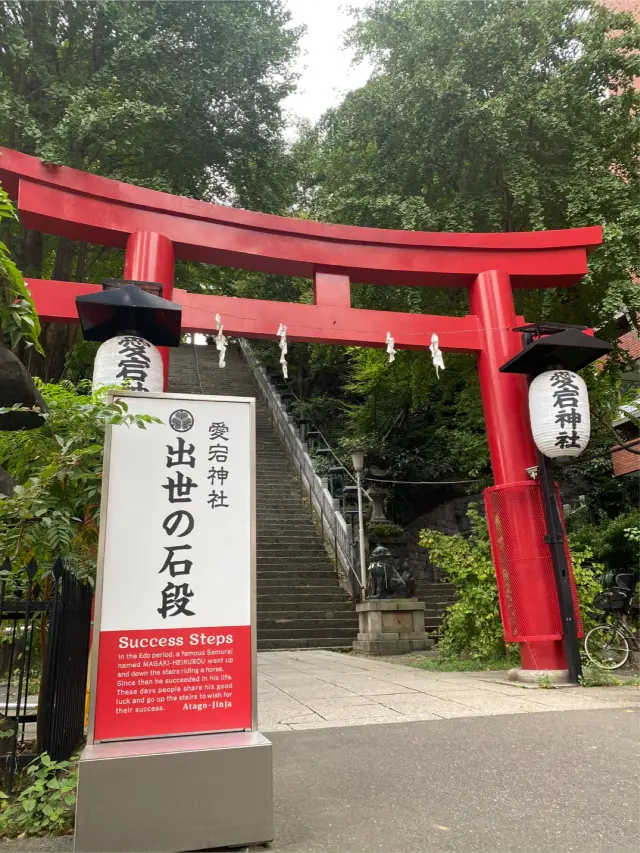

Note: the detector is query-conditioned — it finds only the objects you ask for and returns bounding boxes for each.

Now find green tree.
[0,0,301,377]
[285,0,640,510]
[306,0,639,327]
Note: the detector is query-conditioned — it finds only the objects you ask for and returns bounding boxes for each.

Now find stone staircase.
[415,581,457,637]
[168,343,359,650]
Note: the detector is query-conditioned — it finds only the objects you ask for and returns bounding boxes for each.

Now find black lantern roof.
[75,282,182,347]
[500,324,612,376]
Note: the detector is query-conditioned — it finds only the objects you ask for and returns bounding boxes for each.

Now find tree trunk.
[19,238,80,381]
[15,229,44,278]
[23,323,78,382]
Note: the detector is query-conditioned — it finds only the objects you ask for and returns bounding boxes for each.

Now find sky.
[282,0,373,135]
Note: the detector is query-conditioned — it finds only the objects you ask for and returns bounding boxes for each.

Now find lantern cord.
[183,301,514,340]
[365,476,490,486]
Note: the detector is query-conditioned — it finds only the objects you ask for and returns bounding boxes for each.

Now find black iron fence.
[0,558,92,795]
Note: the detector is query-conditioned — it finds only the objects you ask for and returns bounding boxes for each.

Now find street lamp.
[351,450,367,595]
[75,281,182,392]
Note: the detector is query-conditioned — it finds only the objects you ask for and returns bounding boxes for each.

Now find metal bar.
[538,453,583,682]
[356,471,367,593]
[8,571,33,794]
[3,616,17,717]
[21,617,36,743]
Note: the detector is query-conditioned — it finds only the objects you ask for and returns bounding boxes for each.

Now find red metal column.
[470,270,566,671]
[123,231,175,390]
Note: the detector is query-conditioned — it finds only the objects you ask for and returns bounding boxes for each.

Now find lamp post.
[500,323,612,683]
[351,450,368,596]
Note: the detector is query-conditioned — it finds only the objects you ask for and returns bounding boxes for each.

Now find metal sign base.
[74,731,273,853]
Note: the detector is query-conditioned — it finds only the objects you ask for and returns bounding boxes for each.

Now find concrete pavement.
[3,708,637,853]
[257,650,640,731]
[2,651,639,853]
[266,709,639,853]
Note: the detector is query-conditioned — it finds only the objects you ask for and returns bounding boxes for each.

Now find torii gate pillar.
[471,269,566,671]
[123,231,175,388]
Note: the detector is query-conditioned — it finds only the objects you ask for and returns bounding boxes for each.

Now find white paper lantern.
[529,369,590,459]
[93,335,163,392]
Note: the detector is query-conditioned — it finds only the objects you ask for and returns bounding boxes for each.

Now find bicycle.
[584,579,639,670]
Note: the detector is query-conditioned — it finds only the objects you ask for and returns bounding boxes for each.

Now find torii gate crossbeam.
[0,146,603,677]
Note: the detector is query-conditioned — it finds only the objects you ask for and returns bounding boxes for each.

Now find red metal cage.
[484,481,583,643]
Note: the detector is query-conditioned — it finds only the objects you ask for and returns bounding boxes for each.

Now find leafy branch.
[0,184,43,353]
[0,381,160,581]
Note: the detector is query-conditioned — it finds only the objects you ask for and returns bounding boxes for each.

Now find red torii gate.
[0,146,602,675]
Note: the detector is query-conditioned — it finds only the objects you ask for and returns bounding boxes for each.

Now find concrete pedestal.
[74,731,273,853]
[353,599,428,655]
[508,668,570,685]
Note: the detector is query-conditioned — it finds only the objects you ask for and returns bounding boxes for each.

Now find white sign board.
[90,392,256,742]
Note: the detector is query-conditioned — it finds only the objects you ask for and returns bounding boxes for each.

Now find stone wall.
[405,494,483,582]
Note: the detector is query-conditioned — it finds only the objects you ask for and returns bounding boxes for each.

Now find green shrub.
[367,521,404,540]
[420,507,605,659]
[419,506,507,659]
[568,511,640,575]
[568,544,603,633]
[0,382,159,581]
[0,754,77,837]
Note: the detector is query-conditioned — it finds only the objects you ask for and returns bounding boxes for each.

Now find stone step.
[258,626,356,639]
[257,536,328,544]
[420,597,456,606]
[257,572,338,582]
[257,570,337,579]
[257,567,336,577]
[258,582,338,592]
[256,525,318,534]
[258,616,357,630]
[256,509,313,517]
[256,581,343,593]
[257,638,352,650]
[257,553,333,562]
[257,591,348,602]
[258,600,354,613]
[257,546,329,554]
[257,496,312,502]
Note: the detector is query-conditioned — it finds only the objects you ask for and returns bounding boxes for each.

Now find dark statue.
[0,347,46,431]
[0,347,48,496]
[366,545,417,599]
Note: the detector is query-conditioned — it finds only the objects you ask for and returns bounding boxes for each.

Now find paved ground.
[2,652,639,853]
[257,650,640,730]
[267,709,639,853]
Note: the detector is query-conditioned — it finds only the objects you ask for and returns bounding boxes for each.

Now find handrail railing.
[261,379,371,497]
[239,339,363,601]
